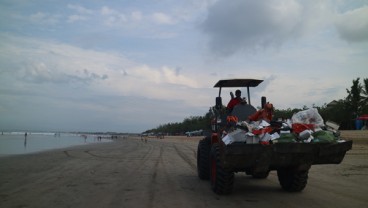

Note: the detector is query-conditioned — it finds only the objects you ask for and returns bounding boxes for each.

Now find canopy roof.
[357,114,368,120]
[214,79,264,88]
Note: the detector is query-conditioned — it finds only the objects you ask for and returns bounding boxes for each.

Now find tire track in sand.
[173,144,196,172]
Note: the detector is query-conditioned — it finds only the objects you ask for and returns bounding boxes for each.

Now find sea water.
[0,132,112,156]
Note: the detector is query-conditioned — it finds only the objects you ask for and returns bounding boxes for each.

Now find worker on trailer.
[248,102,274,122]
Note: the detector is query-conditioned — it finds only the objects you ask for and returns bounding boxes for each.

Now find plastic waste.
[312,131,337,143]
[222,129,247,145]
[299,130,313,140]
[291,108,324,127]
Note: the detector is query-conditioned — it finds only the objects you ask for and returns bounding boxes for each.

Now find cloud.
[0,34,127,89]
[67,4,93,15]
[100,7,174,27]
[152,12,175,25]
[0,33,207,105]
[0,33,214,131]
[67,14,87,23]
[131,11,143,21]
[335,6,368,42]
[29,12,60,25]
[201,0,304,56]
[101,6,115,16]
[100,6,132,27]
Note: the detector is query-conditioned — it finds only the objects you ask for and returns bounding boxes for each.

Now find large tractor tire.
[197,137,211,180]
[210,144,234,195]
[277,168,308,192]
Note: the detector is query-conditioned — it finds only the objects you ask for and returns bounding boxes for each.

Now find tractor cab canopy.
[214,79,263,108]
[214,79,263,88]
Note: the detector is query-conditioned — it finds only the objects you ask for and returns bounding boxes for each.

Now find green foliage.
[303,100,353,130]
[273,108,302,120]
[144,108,213,135]
[346,78,362,116]
[361,78,368,113]
[146,77,368,133]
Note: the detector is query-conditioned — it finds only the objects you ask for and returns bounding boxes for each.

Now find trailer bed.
[222,140,353,171]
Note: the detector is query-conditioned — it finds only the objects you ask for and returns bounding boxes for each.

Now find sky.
[0,0,368,133]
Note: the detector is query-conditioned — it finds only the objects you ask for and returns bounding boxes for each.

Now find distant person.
[248,102,274,122]
[227,90,246,112]
[24,132,28,148]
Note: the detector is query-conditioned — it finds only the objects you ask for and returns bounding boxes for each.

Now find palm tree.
[346,78,362,117]
[361,78,368,113]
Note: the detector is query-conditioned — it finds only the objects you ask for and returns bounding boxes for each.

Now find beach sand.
[0,134,367,208]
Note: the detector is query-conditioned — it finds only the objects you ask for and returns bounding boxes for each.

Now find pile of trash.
[222,108,344,145]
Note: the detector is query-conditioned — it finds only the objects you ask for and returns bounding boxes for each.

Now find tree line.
[144,78,368,135]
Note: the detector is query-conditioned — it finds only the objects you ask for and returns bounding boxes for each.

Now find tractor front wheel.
[197,137,211,180]
[210,144,234,195]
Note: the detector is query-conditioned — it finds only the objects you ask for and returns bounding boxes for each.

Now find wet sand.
[0,135,367,208]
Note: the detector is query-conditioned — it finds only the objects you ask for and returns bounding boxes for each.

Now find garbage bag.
[291,108,324,127]
[292,123,316,134]
[312,131,337,143]
[273,133,297,143]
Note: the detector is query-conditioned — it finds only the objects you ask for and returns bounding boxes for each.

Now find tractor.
[197,79,352,194]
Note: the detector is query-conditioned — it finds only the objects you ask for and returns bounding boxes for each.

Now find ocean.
[0,132,112,156]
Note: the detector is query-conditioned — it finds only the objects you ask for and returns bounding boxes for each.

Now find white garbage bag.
[291,108,324,127]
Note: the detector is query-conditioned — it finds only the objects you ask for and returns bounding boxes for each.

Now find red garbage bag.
[292,123,315,134]
[252,126,273,135]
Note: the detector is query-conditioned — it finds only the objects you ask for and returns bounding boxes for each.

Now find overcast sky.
[1,0,367,133]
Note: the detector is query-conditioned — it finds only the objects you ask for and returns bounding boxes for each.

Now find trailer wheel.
[197,137,211,180]
[277,168,308,192]
[210,144,234,194]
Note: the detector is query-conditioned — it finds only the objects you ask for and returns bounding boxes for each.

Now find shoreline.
[1,131,366,158]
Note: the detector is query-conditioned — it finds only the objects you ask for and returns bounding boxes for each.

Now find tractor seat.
[231,104,257,121]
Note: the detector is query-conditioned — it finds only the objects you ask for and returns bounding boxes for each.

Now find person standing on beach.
[24,132,28,148]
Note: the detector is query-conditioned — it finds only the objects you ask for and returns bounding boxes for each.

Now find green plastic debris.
[274,133,297,143]
[312,131,337,143]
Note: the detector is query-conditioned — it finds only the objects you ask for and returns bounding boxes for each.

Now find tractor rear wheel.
[210,144,234,194]
[277,168,308,192]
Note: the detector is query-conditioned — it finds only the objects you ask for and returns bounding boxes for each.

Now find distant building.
[326,100,339,109]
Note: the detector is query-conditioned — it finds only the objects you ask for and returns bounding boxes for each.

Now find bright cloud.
[29,12,60,25]
[67,4,93,15]
[152,12,175,25]
[67,15,87,23]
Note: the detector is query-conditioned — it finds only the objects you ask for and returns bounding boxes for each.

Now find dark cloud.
[16,63,108,85]
[201,0,303,56]
[335,6,368,42]
[83,69,109,81]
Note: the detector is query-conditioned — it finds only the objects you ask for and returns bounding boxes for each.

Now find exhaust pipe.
[261,96,267,109]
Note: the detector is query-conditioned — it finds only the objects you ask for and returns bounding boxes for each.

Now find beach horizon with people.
[0,131,114,156]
